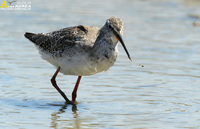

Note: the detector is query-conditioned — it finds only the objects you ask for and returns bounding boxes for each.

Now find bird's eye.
[108,24,113,29]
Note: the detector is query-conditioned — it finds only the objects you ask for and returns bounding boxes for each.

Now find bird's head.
[105,17,132,61]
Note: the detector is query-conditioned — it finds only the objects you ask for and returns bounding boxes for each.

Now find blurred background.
[0,0,200,128]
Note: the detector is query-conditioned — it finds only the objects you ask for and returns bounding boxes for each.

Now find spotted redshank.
[24,17,132,105]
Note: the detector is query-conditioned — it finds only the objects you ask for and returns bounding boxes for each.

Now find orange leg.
[72,76,82,102]
[51,67,73,105]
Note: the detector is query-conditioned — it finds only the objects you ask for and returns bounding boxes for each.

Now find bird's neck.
[93,28,118,50]
[91,28,118,60]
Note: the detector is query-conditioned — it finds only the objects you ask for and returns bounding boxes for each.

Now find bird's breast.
[90,46,119,74]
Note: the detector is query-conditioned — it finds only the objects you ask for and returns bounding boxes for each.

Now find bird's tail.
[24,32,37,43]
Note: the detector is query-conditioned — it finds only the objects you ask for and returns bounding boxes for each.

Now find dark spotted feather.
[24,25,88,54]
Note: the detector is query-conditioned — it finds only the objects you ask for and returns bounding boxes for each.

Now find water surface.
[0,0,200,128]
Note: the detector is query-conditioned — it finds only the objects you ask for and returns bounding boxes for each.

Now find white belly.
[39,49,118,76]
[59,52,118,76]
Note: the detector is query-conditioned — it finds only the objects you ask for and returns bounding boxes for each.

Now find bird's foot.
[65,99,75,105]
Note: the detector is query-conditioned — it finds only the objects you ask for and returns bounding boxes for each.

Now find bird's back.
[25,25,99,56]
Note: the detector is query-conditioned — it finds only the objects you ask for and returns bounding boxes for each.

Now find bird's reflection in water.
[50,103,80,129]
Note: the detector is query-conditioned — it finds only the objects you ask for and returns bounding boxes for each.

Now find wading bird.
[24,17,133,105]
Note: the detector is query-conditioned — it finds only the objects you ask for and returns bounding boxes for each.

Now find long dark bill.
[114,30,132,61]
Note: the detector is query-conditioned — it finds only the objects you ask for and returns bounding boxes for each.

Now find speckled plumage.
[25,25,98,56]
[25,17,125,76]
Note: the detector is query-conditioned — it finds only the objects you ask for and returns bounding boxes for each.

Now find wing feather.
[24,25,88,54]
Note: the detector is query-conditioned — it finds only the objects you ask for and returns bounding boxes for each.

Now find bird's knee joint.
[51,77,55,83]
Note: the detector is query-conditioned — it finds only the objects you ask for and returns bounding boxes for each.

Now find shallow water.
[1,0,200,128]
